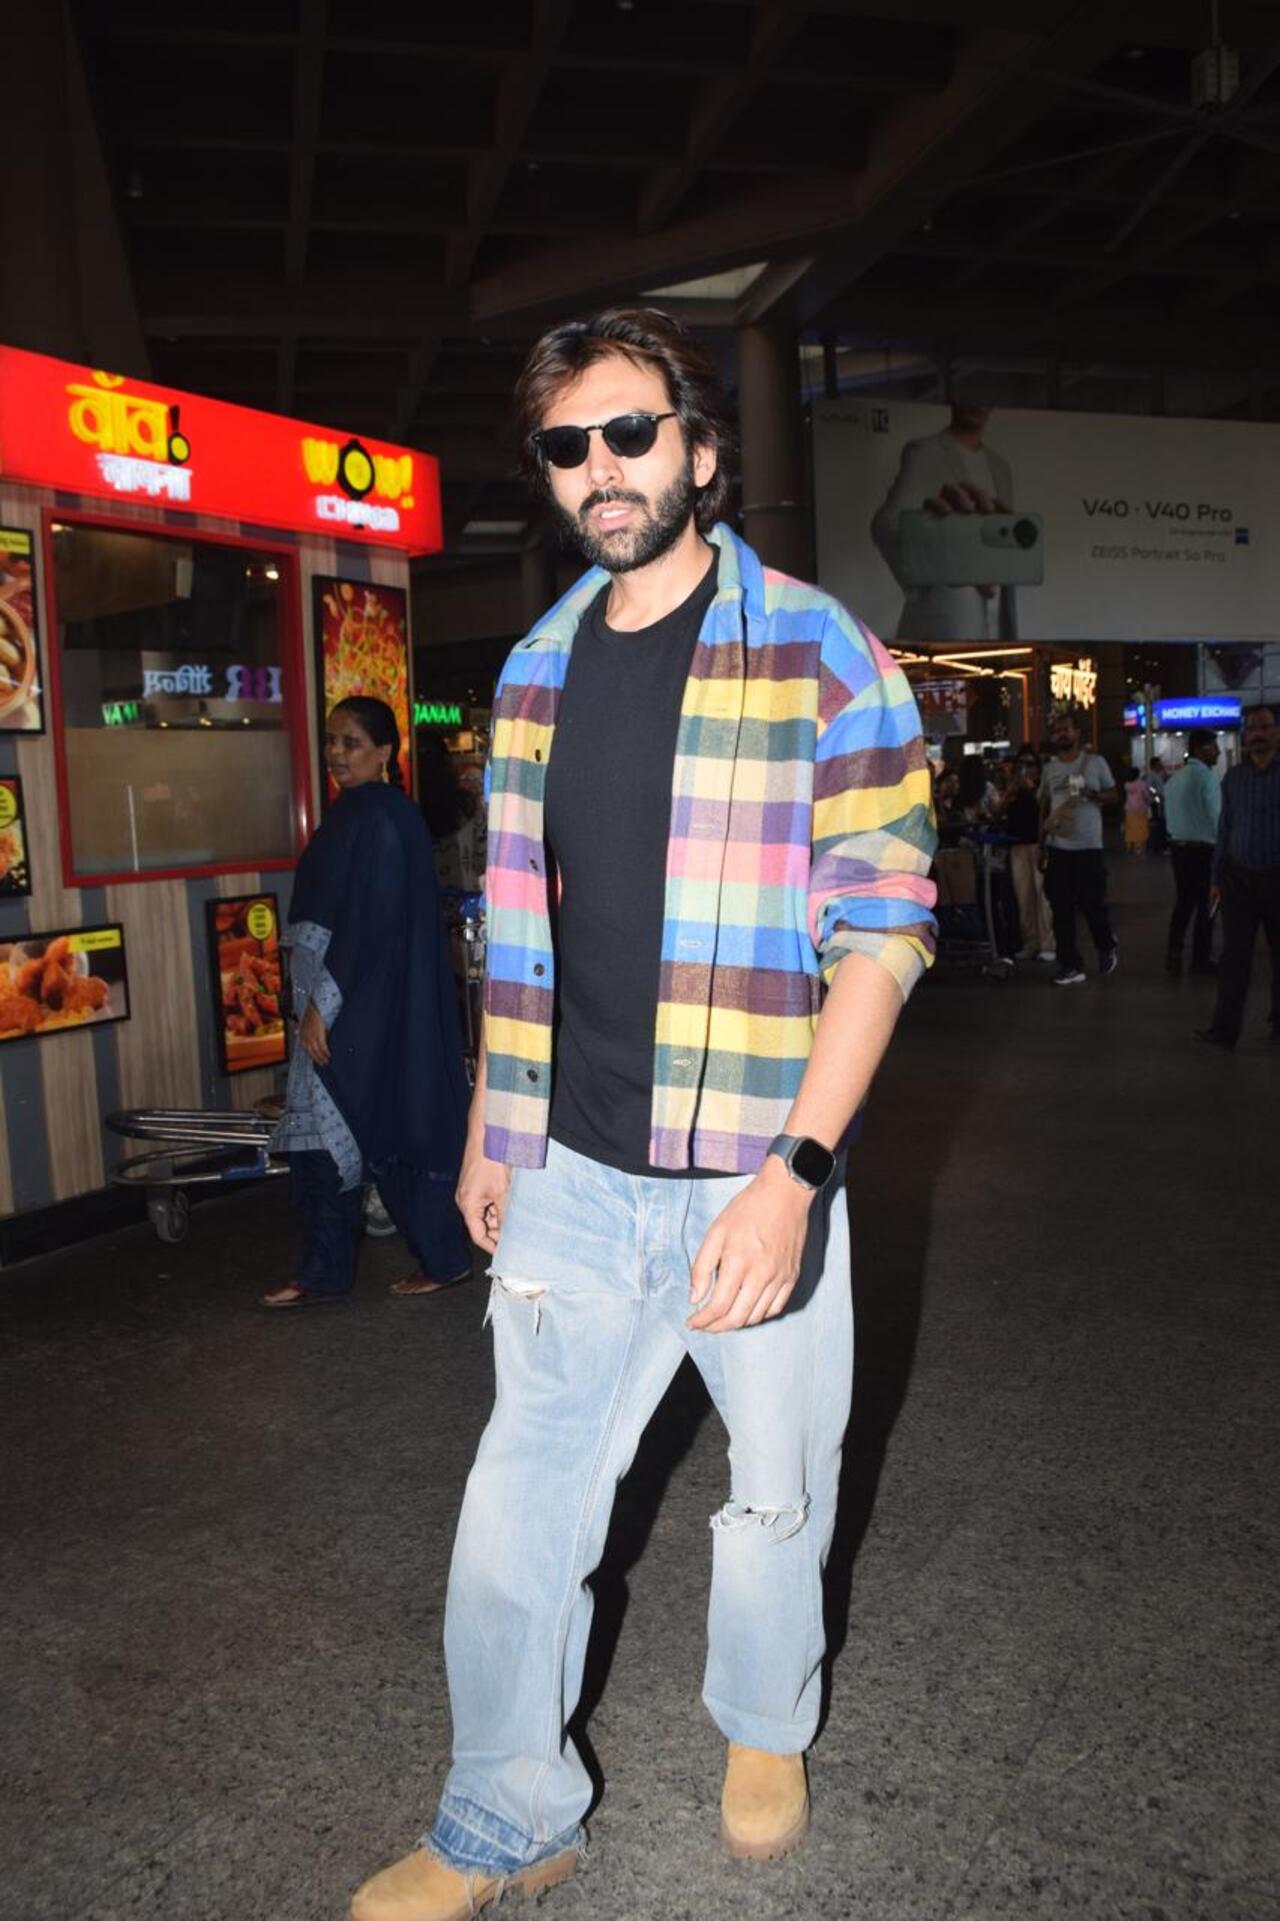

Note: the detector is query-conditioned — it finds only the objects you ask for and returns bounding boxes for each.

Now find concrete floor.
[1,851,1275,1921]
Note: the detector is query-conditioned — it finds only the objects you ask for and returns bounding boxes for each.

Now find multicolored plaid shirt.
[483,524,937,1173]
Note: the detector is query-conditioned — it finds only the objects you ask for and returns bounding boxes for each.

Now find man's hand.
[687,1158,815,1334]
[298,1002,330,1066]
[923,482,1010,519]
[457,1138,511,1253]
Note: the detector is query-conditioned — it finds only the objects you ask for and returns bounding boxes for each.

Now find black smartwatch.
[767,1134,836,1192]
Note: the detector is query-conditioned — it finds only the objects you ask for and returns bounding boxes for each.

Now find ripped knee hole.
[710,1494,810,1541]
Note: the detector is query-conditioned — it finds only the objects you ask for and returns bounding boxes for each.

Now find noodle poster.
[0,924,130,1043]
[0,776,31,897]
[0,527,43,734]
[313,576,412,802]
[206,893,287,1076]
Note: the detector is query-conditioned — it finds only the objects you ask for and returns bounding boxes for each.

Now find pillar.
[0,4,146,371]
[736,322,812,580]
[520,534,560,629]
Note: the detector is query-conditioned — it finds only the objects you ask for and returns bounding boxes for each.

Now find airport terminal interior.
[1,5,1276,1919]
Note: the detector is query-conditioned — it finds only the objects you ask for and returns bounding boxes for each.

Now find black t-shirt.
[543,553,727,1176]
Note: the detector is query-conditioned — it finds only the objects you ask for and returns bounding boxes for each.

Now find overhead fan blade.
[1025,69,1201,125]
[965,125,1187,191]
[1104,129,1214,252]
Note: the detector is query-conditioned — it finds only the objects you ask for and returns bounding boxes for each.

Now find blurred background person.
[1164,728,1221,976]
[997,747,1054,961]
[263,698,472,1308]
[1197,705,1280,1049]
[1123,765,1151,855]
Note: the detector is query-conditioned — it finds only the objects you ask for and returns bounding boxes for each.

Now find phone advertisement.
[814,397,1280,644]
[313,577,412,802]
[0,924,130,1042]
[0,775,31,896]
[207,894,287,1076]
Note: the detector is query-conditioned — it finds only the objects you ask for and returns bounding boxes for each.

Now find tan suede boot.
[720,1742,810,1861]
[349,1845,576,1921]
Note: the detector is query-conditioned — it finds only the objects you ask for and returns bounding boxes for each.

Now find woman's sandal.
[388,1267,472,1298]
[259,1284,345,1310]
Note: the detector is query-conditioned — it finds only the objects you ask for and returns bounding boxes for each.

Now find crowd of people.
[927,705,1280,1039]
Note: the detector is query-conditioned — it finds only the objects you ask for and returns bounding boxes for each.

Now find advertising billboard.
[814,398,1280,645]
[0,347,442,556]
[313,578,412,801]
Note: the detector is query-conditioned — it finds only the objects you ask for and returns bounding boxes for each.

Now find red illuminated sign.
[0,346,441,556]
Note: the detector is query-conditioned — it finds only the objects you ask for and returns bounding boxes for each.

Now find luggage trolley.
[106,1106,287,1244]
[932,830,1016,982]
[442,887,485,1083]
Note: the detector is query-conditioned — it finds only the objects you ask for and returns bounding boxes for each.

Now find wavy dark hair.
[330,695,404,788]
[513,306,736,533]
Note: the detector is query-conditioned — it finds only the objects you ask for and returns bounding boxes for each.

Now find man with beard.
[870,400,1018,642]
[1039,712,1119,987]
[350,308,937,1921]
[1197,704,1280,1048]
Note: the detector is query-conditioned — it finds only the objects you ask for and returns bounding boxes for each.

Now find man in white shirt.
[1163,730,1221,975]
[1039,715,1119,987]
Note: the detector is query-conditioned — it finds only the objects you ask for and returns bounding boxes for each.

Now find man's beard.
[553,460,699,573]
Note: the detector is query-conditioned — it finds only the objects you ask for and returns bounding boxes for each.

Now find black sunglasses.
[532,411,677,469]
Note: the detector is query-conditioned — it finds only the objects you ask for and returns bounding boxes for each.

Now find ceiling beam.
[468,169,865,324]
[446,0,575,290]
[637,3,816,234]
[783,5,1127,330]
[276,0,327,413]
[143,285,470,339]
[817,284,1280,374]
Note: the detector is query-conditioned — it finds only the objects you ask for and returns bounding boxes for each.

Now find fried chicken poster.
[0,925,129,1042]
[0,776,31,897]
[207,894,286,1075]
[0,527,43,734]
[313,577,412,802]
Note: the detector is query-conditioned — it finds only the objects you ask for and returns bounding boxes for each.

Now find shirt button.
[529,859,538,871]
[533,963,545,977]
[526,1068,538,1083]
[534,749,543,762]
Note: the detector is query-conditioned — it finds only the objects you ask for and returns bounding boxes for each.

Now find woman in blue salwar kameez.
[261,698,471,1308]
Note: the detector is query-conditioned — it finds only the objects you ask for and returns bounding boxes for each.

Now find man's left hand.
[687,1160,815,1334]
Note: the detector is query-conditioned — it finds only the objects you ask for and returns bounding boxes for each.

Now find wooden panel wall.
[0,482,411,1233]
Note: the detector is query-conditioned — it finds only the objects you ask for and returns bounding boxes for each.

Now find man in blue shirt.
[1197,705,1280,1048]
[1164,729,1221,975]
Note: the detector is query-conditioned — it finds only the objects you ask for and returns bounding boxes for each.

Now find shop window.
[49,520,303,881]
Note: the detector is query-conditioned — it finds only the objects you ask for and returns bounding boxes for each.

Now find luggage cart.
[442,887,485,1083]
[932,831,1016,982]
[106,1107,287,1244]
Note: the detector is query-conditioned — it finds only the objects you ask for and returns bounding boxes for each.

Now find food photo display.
[0,775,31,897]
[313,575,412,802]
[0,528,44,734]
[0,924,130,1043]
[206,893,287,1075]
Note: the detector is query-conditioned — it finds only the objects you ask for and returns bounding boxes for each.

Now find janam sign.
[0,345,442,556]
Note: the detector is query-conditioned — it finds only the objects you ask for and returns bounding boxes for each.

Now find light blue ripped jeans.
[425,1137,854,1876]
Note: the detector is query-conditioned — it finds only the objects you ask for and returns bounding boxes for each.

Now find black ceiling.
[69,0,1280,555]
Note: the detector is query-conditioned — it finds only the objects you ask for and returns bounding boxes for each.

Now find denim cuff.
[425,1792,581,1876]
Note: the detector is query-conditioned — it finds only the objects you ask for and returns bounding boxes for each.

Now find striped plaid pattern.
[483,524,937,1173]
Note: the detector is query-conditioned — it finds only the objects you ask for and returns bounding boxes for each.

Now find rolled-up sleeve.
[808,609,938,999]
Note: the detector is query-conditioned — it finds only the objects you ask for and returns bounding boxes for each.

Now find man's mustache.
[580,488,647,518]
